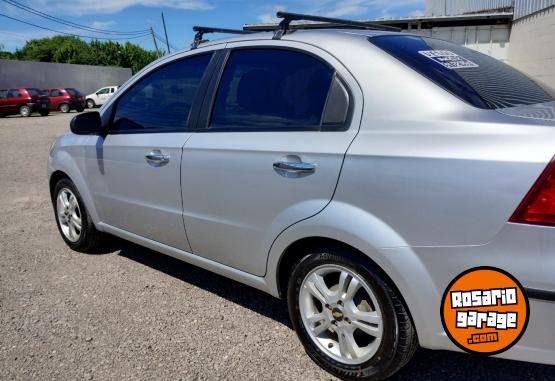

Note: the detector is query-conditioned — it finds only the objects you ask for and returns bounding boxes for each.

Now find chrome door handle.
[273,161,316,174]
[145,151,170,166]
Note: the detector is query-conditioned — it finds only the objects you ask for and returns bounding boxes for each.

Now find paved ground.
[1,111,554,380]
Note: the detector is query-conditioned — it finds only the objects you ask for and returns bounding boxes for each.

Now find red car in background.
[0,88,51,117]
[42,88,85,113]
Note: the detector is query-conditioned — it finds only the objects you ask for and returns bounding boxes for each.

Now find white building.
[423,0,555,89]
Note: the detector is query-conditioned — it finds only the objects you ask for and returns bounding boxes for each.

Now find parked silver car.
[48,14,555,381]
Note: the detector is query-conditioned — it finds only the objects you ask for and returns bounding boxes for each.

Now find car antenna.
[272,11,401,39]
[191,26,253,49]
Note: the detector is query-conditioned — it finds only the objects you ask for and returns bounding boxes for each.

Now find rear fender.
[265,200,444,348]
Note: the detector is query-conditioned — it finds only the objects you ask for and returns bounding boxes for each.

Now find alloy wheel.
[299,264,384,365]
[56,188,82,242]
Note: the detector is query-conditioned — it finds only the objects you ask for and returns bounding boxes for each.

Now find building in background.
[423,0,555,90]
[246,0,555,91]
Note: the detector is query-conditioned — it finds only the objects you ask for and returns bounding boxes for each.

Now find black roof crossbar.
[191,26,253,49]
[272,11,401,39]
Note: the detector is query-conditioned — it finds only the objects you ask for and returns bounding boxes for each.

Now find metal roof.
[244,12,514,32]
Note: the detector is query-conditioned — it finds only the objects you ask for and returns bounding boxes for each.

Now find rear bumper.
[407,223,555,365]
[28,102,50,112]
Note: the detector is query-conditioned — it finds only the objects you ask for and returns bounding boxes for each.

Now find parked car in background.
[43,88,85,113]
[85,86,118,109]
[0,88,50,117]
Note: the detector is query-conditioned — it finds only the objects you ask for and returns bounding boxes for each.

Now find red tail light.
[510,157,555,226]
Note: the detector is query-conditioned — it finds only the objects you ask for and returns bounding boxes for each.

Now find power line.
[1,0,149,35]
[0,12,151,40]
[154,32,180,52]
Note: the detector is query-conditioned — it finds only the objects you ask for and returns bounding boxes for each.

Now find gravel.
[1,112,554,380]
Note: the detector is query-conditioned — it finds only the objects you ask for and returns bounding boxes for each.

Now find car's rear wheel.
[60,103,70,113]
[39,110,49,116]
[86,99,95,109]
[52,178,104,252]
[19,105,31,117]
[288,248,417,381]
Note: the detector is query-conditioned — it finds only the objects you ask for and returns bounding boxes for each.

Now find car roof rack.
[271,11,401,39]
[191,26,253,49]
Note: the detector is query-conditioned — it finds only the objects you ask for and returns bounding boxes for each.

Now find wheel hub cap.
[331,307,344,321]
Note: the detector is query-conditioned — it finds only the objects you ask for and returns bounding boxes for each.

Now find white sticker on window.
[418,50,479,69]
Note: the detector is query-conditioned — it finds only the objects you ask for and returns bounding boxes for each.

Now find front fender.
[48,135,101,227]
[265,200,447,349]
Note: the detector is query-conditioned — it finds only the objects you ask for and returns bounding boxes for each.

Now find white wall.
[425,0,513,16]
[509,6,555,90]
[407,25,511,62]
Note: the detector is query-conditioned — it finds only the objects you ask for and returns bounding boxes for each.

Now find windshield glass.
[369,35,554,109]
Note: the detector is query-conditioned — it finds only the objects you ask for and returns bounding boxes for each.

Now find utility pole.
[150,26,160,57]
[161,12,171,54]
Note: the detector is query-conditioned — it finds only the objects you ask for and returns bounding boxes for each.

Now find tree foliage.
[1,36,158,73]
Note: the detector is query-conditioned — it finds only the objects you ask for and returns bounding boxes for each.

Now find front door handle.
[145,150,170,167]
[273,161,316,176]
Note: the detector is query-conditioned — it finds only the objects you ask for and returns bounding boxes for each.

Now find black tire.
[39,110,50,116]
[288,247,418,381]
[19,105,31,117]
[76,106,84,113]
[59,103,70,113]
[52,178,104,252]
[86,99,95,109]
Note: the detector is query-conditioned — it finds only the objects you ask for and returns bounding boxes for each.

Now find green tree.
[12,36,157,73]
[0,43,14,59]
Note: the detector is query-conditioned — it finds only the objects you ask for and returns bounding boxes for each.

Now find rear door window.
[51,89,63,96]
[8,89,21,98]
[210,49,334,131]
[369,35,554,109]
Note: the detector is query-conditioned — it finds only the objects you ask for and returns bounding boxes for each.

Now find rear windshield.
[26,88,41,96]
[66,88,81,96]
[369,35,554,109]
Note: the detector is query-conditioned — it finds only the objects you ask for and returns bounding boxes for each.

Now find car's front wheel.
[86,99,95,109]
[288,248,417,381]
[52,178,104,252]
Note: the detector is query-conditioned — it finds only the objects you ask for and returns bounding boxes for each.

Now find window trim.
[106,51,218,135]
[194,46,353,133]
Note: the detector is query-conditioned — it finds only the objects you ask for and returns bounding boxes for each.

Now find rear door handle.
[145,150,170,167]
[273,161,316,175]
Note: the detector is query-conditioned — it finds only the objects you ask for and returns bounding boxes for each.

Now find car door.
[181,42,362,276]
[96,88,111,105]
[49,89,64,110]
[6,89,23,113]
[0,90,8,113]
[86,51,216,251]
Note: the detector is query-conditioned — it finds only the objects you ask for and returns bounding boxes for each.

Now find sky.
[0,0,425,52]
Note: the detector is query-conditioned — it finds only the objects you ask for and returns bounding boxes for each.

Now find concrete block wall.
[0,60,132,95]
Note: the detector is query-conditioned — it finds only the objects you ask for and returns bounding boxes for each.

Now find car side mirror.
[70,111,104,135]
